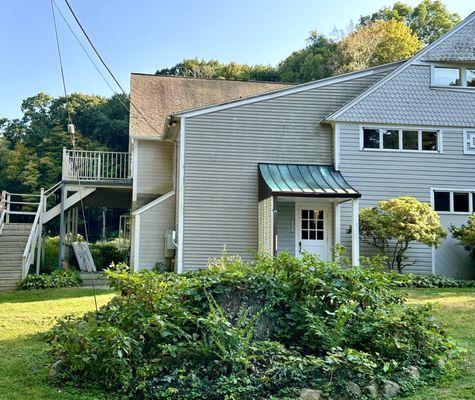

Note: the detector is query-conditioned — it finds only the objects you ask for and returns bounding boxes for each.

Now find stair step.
[0,273,22,280]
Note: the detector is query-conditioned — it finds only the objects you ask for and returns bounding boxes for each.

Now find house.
[129,12,475,279]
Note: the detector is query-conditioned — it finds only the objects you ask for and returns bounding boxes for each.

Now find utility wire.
[50,0,98,312]
[52,0,130,113]
[50,0,72,125]
[63,0,163,136]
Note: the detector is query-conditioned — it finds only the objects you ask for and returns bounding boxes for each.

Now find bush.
[451,214,475,260]
[390,272,475,288]
[89,239,128,270]
[47,252,456,399]
[18,269,82,290]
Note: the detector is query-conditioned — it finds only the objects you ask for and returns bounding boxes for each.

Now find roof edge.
[170,61,404,119]
[324,11,475,122]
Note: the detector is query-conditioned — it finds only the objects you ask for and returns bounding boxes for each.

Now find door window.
[301,209,324,240]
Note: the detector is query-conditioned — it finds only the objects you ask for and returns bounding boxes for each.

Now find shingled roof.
[129,74,291,138]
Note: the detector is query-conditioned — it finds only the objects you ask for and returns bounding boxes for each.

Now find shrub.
[359,196,446,273]
[18,269,82,290]
[89,239,128,270]
[47,252,456,399]
[390,272,475,288]
[451,214,475,260]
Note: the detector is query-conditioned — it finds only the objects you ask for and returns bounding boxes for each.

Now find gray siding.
[334,65,475,127]
[276,202,295,254]
[138,194,175,270]
[339,123,475,275]
[136,140,174,207]
[182,73,389,269]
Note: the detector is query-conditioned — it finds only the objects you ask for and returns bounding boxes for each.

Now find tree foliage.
[338,20,422,73]
[451,214,475,260]
[277,32,341,83]
[359,196,446,273]
[157,58,281,81]
[359,0,460,44]
[0,92,129,193]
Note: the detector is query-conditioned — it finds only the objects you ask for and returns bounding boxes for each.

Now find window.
[432,66,475,89]
[383,129,399,149]
[301,209,324,240]
[433,190,474,213]
[466,69,475,87]
[362,127,440,152]
[363,129,379,149]
[434,192,450,212]
[454,193,469,212]
[464,130,475,155]
[433,67,460,86]
[402,130,418,150]
[421,131,438,151]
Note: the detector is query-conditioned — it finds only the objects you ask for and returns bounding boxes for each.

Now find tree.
[277,32,341,83]
[338,20,422,73]
[359,0,460,44]
[156,58,280,82]
[359,196,446,273]
[451,215,475,260]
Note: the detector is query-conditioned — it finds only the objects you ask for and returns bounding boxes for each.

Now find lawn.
[0,287,473,400]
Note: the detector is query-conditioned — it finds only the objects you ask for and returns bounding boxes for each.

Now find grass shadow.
[0,287,115,304]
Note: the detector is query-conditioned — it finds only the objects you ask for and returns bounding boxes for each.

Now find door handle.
[298,241,302,253]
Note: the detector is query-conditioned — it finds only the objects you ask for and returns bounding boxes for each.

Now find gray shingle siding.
[182,72,391,270]
[421,19,475,62]
[338,123,475,275]
[334,65,475,127]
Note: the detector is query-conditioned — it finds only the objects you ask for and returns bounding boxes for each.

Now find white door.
[296,205,331,261]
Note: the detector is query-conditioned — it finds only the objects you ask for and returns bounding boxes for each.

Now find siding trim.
[172,63,402,119]
[177,117,186,274]
[334,123,341,170]
[133,214,140,272]
[132,139,138,202]
[325,12,475,122]
[132,190,175,215]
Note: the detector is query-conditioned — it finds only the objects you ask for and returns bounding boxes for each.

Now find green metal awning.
[258,163,360,201]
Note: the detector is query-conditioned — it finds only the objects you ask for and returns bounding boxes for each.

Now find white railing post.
[97,153,102,180]
[5,191,10,223]
[35,188,44,274]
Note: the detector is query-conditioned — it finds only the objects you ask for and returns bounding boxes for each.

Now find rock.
[406,365,420,380]
[383,380,400,398]
[300,388,323,400]
[364,383,379,398]
[49,359,65,381]
[346,381,362,396]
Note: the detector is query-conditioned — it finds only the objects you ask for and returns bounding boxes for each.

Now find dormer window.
[431,65,475,88]
[433,67,460,86]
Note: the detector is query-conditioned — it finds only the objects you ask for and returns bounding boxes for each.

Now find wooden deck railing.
[62,148,131,181]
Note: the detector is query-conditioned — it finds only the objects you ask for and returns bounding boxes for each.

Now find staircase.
[0,223,32,290]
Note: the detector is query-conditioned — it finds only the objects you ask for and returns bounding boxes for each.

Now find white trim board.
[170,62,403,119]
[176,117,186,274]
[324,11,475,122]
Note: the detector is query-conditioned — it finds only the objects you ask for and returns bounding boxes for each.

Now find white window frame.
[464,129,475,155]
[430,64,475,90]
[430,187,475,215]
[360,126,442,153]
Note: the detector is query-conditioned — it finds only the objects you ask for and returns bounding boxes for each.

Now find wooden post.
[351,198,360,266]
[3,190,10,224]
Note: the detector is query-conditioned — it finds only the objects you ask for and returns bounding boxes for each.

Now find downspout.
[176,117,186,273]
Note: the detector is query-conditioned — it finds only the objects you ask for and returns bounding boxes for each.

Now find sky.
[0,0,472,119]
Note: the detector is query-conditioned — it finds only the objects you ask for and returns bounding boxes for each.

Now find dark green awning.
[258,163,360,201]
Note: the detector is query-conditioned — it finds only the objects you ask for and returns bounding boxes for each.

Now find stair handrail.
[22,189,45,278]
[0,190,8,235]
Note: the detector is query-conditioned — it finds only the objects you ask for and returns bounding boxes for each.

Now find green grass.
[403,288,475,400]
[0,287,474,400]
[0,288,115,400]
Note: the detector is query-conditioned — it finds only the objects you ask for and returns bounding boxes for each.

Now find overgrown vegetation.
[18,269,82,290]
[391,272,475,288]
[47,253,457,399]
[358,196,446,273]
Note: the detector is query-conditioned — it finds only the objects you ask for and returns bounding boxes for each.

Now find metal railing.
[62,148,131,181]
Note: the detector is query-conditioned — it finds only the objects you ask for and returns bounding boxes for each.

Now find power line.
[63,0,163,136]
[50,0,72,125]
[52,0,130,113]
